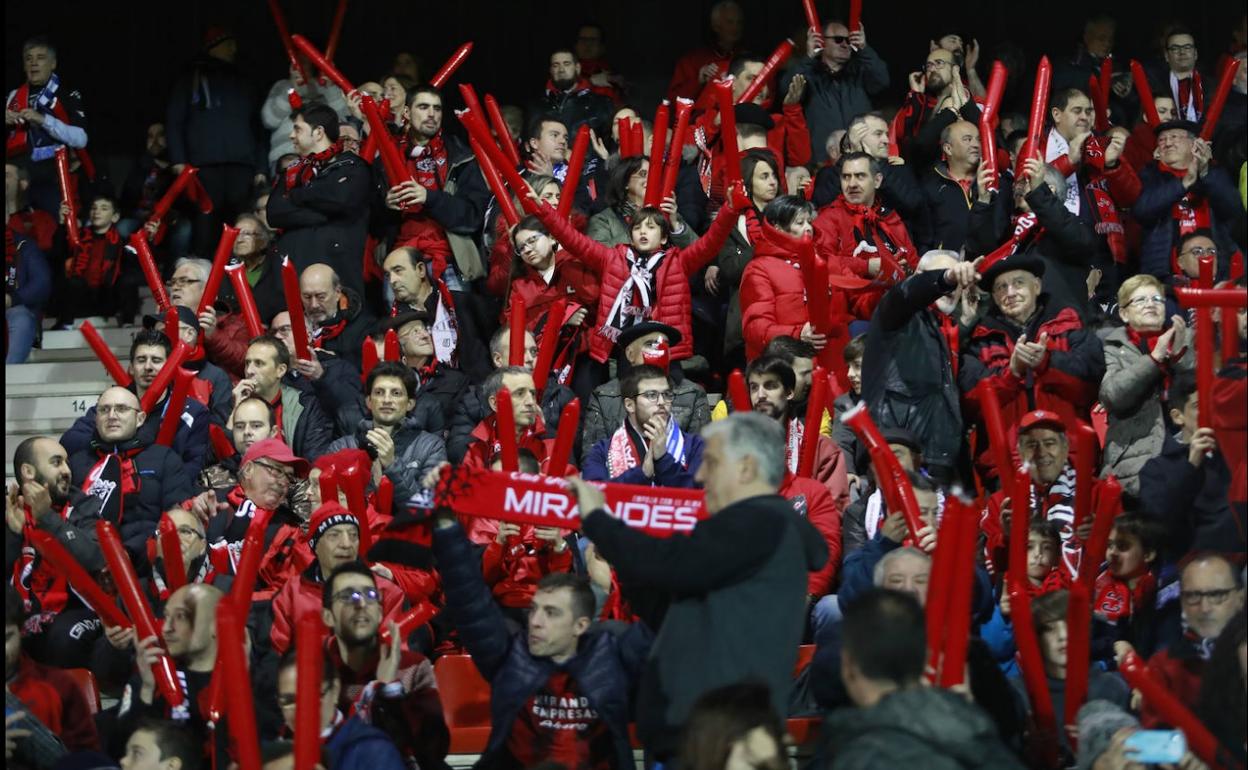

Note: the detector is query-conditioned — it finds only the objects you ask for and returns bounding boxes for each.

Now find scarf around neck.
[284,140,345,190]
[606,418,688,478]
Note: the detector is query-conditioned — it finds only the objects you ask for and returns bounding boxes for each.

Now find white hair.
[917,249,962,271]
[873,546,931,586]
[701,412,786,487]
[174,257,213,283]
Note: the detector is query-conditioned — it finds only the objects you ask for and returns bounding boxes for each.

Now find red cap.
[240,437,310,478]
[1018,410,1066,434]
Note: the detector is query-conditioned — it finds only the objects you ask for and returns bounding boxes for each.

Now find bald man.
[298,262,376,369]
[67,387,195,567]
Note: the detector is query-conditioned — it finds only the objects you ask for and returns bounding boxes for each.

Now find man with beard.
[381,86,490,286]
[144,508,224,610]
[298,263,375,371]
[270,503,406,655]
[66,387,194,569]
[812,112,922,217]
[529,49,614,137]
[319,561,447,769]
[6,437,106,668]
[583,365,703,486]
[862,251,980,485]
[893,46,980,172]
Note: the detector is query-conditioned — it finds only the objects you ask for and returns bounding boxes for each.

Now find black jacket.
[528,85,615,138]
[183,355,234,426]
[1139,431,1243,561]
[863,269,964,476]
[1132,164,1244,280]
[447,381,577,464]
[165,55,265,172]
[275,383,336,462]
[267,152,372,295]
[583,494,828,758]
[432,520,650,770]
[813,161,924,223]
[312,287,376,371]
[411,362,470,435]
[68,435,195,568]
[218,250,286,327]
[61,395,213,480]
[282,353,365,439]
[918,164,978,254]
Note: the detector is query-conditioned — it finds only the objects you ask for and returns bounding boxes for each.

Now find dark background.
[6,0,1244,173]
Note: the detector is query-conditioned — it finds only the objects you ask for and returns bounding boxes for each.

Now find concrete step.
[26,346,128,364]
[5,359,126,385]
[41,325,140,350]
[5,383,110,424]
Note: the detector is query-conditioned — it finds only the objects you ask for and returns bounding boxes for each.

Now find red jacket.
[7,655,100,752]
[483,530,575,608]
[67,228,123,290]
[499,256,599,330]
[666,46,735,102]
[7,209,56,251]
[1213,357,1247,505]
[779,474,842,596]
[203,310,251,380]
[1141,644,1205,729]
[269,564,406,654]
[462,414,556,471]
[534,199,739,362]
[814,197,917,319]
[739,234,809,360]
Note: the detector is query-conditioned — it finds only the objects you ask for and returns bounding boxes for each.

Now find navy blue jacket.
[7,231,51,309]
[1139,431,1241,561]
[1132,164,1244,280]
[581,425,703,487]
[324,714,407,770]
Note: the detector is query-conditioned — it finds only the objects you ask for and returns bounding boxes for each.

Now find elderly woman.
[1099,273,1193,498]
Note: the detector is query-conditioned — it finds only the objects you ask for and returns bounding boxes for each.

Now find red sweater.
[7,655,100,752]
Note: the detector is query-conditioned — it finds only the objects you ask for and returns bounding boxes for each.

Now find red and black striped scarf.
[283,140,345,191]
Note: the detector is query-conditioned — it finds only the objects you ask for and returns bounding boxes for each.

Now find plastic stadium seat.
[64,668,100,715]
[434,655,492,754]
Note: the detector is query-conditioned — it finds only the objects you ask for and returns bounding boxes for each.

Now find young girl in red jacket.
[527,180,750,366]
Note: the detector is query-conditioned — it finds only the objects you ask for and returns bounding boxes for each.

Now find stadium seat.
[434,654,493,754]
[64,668,101,715]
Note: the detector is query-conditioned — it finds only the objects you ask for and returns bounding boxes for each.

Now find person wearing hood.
[720,147,782,365]
[66,387,195,570]
[581,322,711,451]
[821,588,1025,769]
[324,362,447,503]
[568,412,829,761]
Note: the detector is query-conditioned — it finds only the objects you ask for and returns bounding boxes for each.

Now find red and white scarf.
[403,132,449,190]
[283,140,345,190]
[1170,70,1205,122]
[606,419,688,478]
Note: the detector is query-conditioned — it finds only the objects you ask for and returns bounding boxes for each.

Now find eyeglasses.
[1181,246,1217,258]
[1124,294,1165,309]
[1179,588,1237,606]
[924,60,951,70]
[823,35,849,44]
[636,390,674,403]
[168,278,203,289]
[176,526,205,540]
[1167,44,1196,53]
[253,460,297,483]
[98,404,138,416]
[331,587,381,606]
[516,233,545,253]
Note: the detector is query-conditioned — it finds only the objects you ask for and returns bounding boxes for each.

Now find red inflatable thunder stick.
[494,388,520,472]
[226,263,265,338]
[429,42,473,89]
[801,0,821,37]
[546,399,581,477]
[54,146,81,248]
[28,529,129,628]
[229,508,275,614]
[375,476,394,518]
[216,599,261,770]
[508,294,527,365]
[1016,56,1052,178]
[143,164,212,234]
[139,340,190,414]
[383,328,400,363]
[727,369,751,413]
[714,78,742,189]
[643,101,671,208]
[197,224,240,315]
[154,367,194,447]
[471,135,520,228]
[281,257,312,362]
[923,493,977,687]
[1195,255,1216,429]
[128,232,171,312]
[660,98,695,203]
[559,126,591,219]
[1007,579,1060,769]
[267,0,309,85]
[358,95,417,212]
[1071,422,1097,536]
[1177,285,1248,370]
[319,470,339,509]
[458,109,540,216]
[361,336,380,382]
[736,40,794,106]
[848,0,862,33]
[1077,477,1123,590]
[158,514,187,592]
[841,403,924,540]
[1088,57,1113,133]
[979,61,1009,192]
[1200,56,1242,141]
[80,321,133,387]
[796,368,828,479]
[1130,60,1160,126]
[289,34,351,95]
[379,603,439,646]
[97,521,184,707]
[294,612,323,770]
[531,298,569,392]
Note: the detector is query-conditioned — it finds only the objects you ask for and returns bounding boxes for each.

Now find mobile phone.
[1123,730,1186,764]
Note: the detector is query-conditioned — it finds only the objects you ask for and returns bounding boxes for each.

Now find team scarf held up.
[1047,132,1128,263]
[842,201,913,279]
[283,139,345,190]
[605,418,688,478]
[7,74,74,162]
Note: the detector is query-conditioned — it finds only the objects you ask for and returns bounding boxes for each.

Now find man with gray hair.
[568,412,828,761]
[862,251,979,484]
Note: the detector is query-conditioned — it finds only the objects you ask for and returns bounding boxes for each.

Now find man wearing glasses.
[582,364,703,486]
[781,19,889,164]
[1158,27,1203,121]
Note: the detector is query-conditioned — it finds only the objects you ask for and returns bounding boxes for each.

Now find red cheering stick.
[979,113,1001,194]
[457,83,484,119]
[642,338,671,371]
[801,0,822,37]
[358,95,416,205]
[430,42,474,89]
[797,368,828,478]
[155,367,194,447]
[531,299,568,392]
[140,340,189,414]
[1071,422,1096,536]
[924,493,961,683]
[471,136,520,228]
[660,98,694,203]
[643,101,671,208]
[80,321,133,387]
[848,0,862,33]
[318,470,338,508]
[97,520,184,707]
[162,306,179,346]
[546,399,581,477]
[1016,56,1052,178]
[209,424,236,460]
[508,294,527,365]
[1007,580,1059,769]
[972,381,1013,482]
[1092,57,1113,132]
[1130,60,1160,126]
[458,109,540,215]
[484,94,521,167]
[1007,465,1033,586]
[799,242,831,334]
[494,388,520,472]
[841,403,924,539]
[938,496,978,688]
[128,232,171,312]
[215,600,261,770]
[1118,651,1234,769]
[981,62,1009,123]
[158,514,187,592]
[1175,286,1248,308]
[714,78,743,188]
[358,101,381,164]
[727,369,751,412]
[361,336,379,382]
[629,120,644,159]
[229,508,275,613]
[617,117,633,156]
[28,529,129,628]
[374,476,394,518]
[738,39,794,105]
[144,164,211,233]
[323,0,348,68]
[267,0,309,85]
[197,224,240,315]
[379,603,438,646]
[559,125,590,219]
[281,257,312,362]
[382,328,400,362]
[1077,477,1121,590]
[294,612,323,770]
[290,34,352,95]
[54,147,81,248]
[1063,580,1092,748]
[1195,256,1215,429]
[1222,296,1241,366]
[226,263,265,337]
[1200,56,1241,141]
